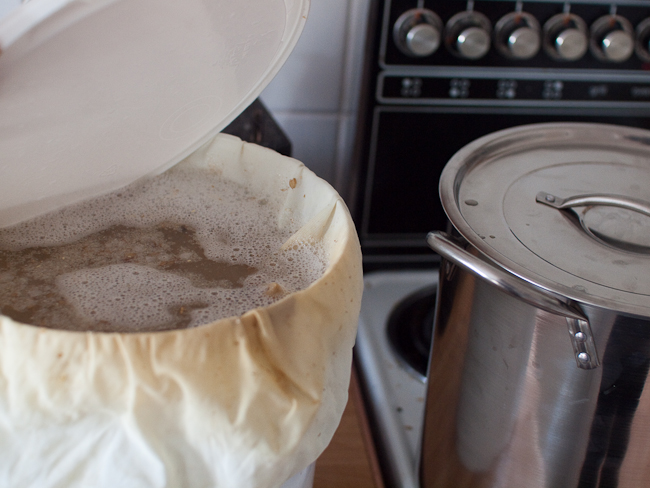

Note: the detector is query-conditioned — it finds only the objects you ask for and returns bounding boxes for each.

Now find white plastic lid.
[0,0,309,227]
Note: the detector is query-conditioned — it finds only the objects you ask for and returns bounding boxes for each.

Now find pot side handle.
[427,231,600,370]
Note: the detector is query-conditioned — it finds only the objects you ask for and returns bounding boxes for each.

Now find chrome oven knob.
[636,17,650,62]
[445,10,492,60]
[590,15,634,62]
[393,8,442,57]
[543,13,588,61]
[494,11,541,60]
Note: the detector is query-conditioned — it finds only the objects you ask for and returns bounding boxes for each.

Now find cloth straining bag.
[0,134,363,488]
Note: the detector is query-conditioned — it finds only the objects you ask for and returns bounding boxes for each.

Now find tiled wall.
[260,0,371,191]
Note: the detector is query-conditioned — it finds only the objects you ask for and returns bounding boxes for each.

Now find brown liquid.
[0,165,327,332]
[0,223,257,331]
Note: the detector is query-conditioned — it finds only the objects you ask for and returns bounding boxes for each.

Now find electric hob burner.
[386,284,437,379]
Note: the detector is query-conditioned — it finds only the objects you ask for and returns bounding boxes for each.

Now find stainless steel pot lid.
[439,122,650,316]
[0,0,309,227]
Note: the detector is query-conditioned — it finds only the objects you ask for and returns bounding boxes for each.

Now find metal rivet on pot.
[574,331,587,342]
[577,352,591,364]
[545,194,556,202]
[464,199,479,206]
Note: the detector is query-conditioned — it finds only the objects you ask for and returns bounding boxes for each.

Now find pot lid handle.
[427,231,600,369]
[536,192,650,217]
[536,192,650,254]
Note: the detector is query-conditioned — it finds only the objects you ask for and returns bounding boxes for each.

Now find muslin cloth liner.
[0,134,363,488]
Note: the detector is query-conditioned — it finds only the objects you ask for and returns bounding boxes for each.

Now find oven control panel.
[379,1,650,104]
[383,1,650,69]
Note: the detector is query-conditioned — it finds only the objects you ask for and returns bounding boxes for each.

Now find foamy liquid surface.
[0,165,326,332]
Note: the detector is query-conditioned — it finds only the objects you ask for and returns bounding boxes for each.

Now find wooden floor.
[313,368,384,488]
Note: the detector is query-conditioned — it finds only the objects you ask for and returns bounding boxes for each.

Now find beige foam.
[0,165,327,332]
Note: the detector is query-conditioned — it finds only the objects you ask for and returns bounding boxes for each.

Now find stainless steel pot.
[422,123,650,488]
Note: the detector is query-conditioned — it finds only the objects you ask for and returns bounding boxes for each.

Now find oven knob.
[393,9,443,57]
[590,15,634,62]
[444,11,492,60]
[494,11,541,60]
[543,13,588,61]
[635,17,650,62]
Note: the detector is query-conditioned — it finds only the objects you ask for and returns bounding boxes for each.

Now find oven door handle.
[427,230,599,369]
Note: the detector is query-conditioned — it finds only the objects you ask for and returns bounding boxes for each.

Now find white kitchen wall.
[260,0,370,191]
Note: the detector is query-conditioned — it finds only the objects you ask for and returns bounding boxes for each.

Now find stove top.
[355,270,438,488]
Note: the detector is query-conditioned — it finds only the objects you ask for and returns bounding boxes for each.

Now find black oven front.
[351,0,650,270]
